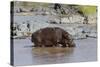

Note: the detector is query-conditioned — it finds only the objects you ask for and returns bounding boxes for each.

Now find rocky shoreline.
[12,2,97,40]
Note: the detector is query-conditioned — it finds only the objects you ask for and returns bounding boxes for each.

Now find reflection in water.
[14,38,97,66]
[31,47,75,64]
[32,47,74,56]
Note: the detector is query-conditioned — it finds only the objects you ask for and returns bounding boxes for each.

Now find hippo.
[31,27,75,47]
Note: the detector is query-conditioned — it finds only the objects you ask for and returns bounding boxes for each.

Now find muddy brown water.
[13,38,97,66]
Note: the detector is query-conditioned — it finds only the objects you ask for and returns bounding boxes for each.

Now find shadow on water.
[31,47,75,64]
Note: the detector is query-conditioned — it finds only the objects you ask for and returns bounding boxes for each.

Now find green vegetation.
[15,1,97,15]
[79,6,97,15]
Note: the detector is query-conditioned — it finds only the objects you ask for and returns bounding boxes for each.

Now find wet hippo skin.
[31,27,75,47]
